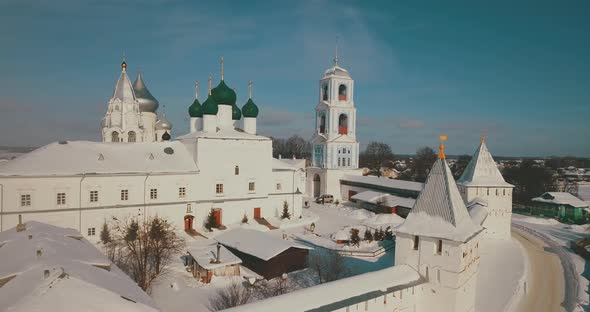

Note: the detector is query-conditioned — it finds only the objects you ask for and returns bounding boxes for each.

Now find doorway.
[254,207,261,219]
[313,174,321,198]
[184,215,194,231]
[213,208,222,226]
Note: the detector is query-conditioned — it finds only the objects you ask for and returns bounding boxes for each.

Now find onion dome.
[133,72,159,113]
[232,104,241,120]
[155,113,172,130]
[202,95,218,115]
[162,131,171,141]
[242,98,259,118]
[211,80,236,105]
[188,99,203,117]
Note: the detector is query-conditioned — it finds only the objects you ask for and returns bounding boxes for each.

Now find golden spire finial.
[248,80,253,99]
[208,75,212,96]
[121,52,127,71]
[221,56,224,81]
[481,134,485,144]
[195,80,199,100]
[438,135,447,159]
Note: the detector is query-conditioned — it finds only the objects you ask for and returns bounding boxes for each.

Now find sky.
[0,0,589,157]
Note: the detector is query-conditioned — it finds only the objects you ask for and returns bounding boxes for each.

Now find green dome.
[242,98,259,118]
[188,99,203,117]
[202,95,218,115]
[232,104,242,120]
[211,80,236,105]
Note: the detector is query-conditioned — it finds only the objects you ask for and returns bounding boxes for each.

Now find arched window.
[235,166,240,175]
[111,131,119,142]
[128,131,136,142]
[322,84,328,101]
[114,105,119,111]
[338,114,348,135]
[338,84,347,101]
[319,113,326,134]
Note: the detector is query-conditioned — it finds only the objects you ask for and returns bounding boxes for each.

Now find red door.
[254,207,261,219]
[184,215,193,231]
[214,209,222,226]
[391,206,397,214]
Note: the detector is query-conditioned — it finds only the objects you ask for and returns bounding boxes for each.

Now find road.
[513,221,581,312]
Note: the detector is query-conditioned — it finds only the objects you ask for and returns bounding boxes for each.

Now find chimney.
[16,214,26,232]
[216,243,221,263]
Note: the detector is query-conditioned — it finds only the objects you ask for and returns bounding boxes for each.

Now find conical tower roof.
[397,156,482,242]
[133,71,159,113]
[112,62,136,102]
[457,138,513,187]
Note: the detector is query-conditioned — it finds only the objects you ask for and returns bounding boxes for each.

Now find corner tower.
[306,49,361,201]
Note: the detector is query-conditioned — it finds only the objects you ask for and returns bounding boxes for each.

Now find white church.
[0,57,306,235]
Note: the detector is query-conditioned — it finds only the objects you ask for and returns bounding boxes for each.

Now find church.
[0,57,305,235]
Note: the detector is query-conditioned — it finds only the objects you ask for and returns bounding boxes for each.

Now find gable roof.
[341,175,423,193]
[396,158,482,242]
[0,141,198,176]
[457,140,513,187]
[532,192,589,208]
[215,229,312,261]
[187,243,242,271]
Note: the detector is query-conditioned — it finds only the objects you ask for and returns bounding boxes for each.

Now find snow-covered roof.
[272,158,300,171]
[112,69,136,102]
[224,265,421,312]
[396,158,483,242]
[274,158,306,170]
[0,221,158,312]
[467,199,489,226]
[361,213,405,228]
[532,192,589,208]
[351,191,416,208]
[0,141,198,176]
[187,243,242,270]
[457,140,513,187]
[215,229,312,261]
[341,175,423,192]
[577,184,590,202]
[177,128,270,141]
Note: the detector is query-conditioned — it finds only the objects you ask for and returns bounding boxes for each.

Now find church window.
[128,131,136,142]
[413,236,419,250]
[319,113,326,134]
[115,105,119,111]
[121,189,128,201]
[56,193,66,206]
[338,84,347,100]
[338,158,341,166]
[87,227,96,236]
[111,131,119,142]
[90,191,98,203]
[249,182,256,193]
[322,83,328,101]
[235,166,240,175]
[150,188,158,199]
[338,114,348,135]
[216,183,224,194]
[179,187,186,198]
[347,158,351,167]
[21,194,31,207]
[436,240,442,255]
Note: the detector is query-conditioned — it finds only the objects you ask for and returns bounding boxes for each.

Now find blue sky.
[0,0,589,157]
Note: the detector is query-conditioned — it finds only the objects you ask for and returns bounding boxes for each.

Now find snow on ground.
[513,214,590,311]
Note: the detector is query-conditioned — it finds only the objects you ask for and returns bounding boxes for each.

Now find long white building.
[0,58,305,236]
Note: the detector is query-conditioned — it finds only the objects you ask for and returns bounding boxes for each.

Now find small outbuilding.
[187,243,242,284]
[215,229,312,280]
[531,192,589,224]
[351,190,416,217]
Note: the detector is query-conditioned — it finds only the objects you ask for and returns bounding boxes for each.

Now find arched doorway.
[184,215,194,231]
[313,174,321,198]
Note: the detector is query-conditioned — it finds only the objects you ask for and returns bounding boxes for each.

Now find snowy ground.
[151,200,398,312]
[512,214,590,311]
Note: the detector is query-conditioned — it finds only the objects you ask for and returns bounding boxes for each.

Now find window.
[90,191,98,203]
[322,83,328,101]
[235,166,240,175]
[436,240,442,255]
[111,131,119,142]
[503,189,506,196]
[338,157,341,166]
[179,187,186,198]
[338,84,347,100]
[347,158,351,167]
[413,236,419,250]
[87,227,96,236]
[120,189,129,201]
[186,203,192,213]
[276,183,282,191]
[319,113,326,134]
[21,194,31,207]
[216,183,224,194]
[128,131,136,142]
[249,182,256,192]
[150,188,158,199]
[338,114,348,135]
[57,193,66,205]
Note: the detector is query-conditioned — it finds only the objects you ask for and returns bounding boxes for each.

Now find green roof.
[232,104,242,120]
[242,98,259,118]
[202,95,218,115]
[211,80,236,105]
[188,99,203,117]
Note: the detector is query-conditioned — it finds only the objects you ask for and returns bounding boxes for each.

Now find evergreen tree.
[349,228,360,247]
[241,214,248,224]
[100,221,111,245]
[281,201,291,219]
[384,226,394,240]
[374,228,384,241]
[363,228,373,242]
[205,210,218,231]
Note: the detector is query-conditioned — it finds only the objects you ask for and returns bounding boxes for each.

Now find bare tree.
[412,146,437,182]
[253,276,295,299]
[359,142,395,177]
[308,249,350,284]
[106,216,185,292]
[209,279,253,311]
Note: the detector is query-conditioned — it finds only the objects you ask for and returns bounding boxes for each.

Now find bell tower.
[307,47,361,201]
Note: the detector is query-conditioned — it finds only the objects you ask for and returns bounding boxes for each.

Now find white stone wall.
[460,185,513,239]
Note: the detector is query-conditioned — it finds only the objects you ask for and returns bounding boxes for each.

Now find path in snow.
[512,224,569,312]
